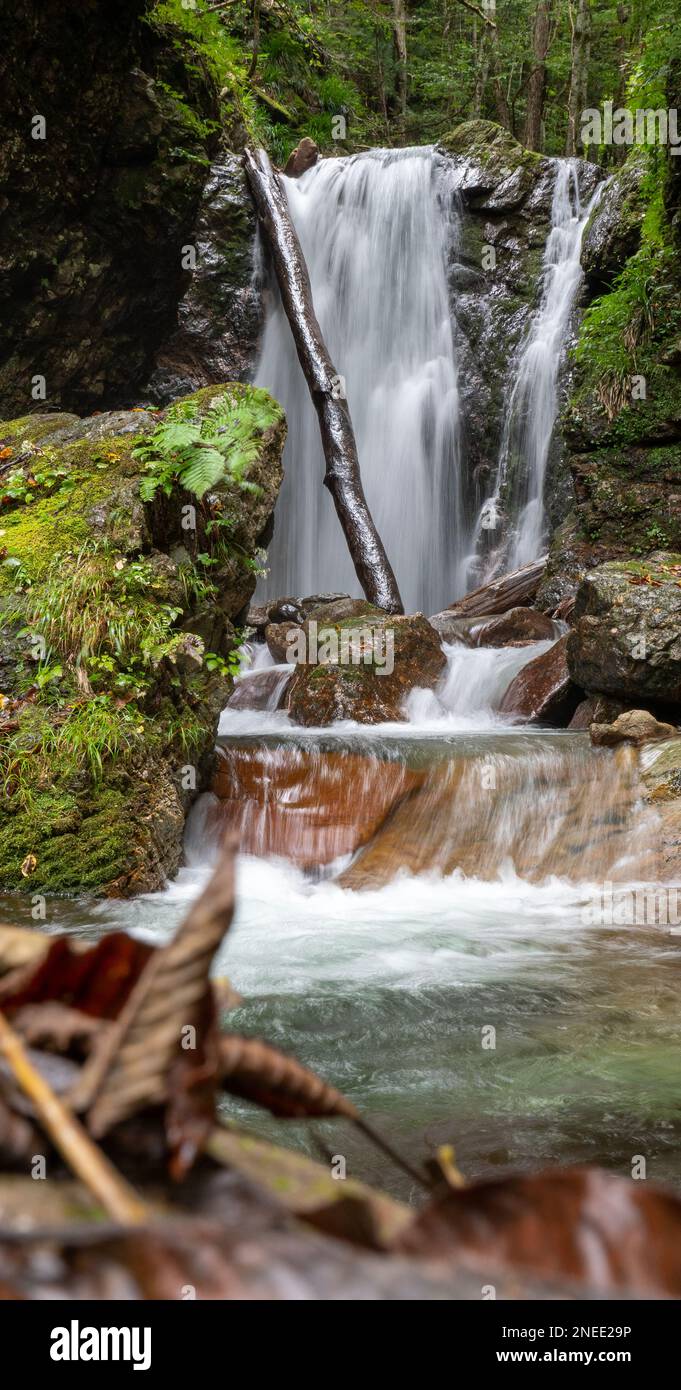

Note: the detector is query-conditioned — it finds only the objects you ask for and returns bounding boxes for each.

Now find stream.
[4,638,679,1203]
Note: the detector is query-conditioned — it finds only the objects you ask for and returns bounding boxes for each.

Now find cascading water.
[475,161,604,578]
[254,148,469,615]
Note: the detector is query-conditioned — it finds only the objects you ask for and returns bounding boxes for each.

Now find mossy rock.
[0,383,285,895]
[286,613,446,726]
[567,553,681,707]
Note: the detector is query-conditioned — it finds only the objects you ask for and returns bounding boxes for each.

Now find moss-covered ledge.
[0,384,285,896]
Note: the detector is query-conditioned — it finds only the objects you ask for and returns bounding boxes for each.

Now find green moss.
[0,384,285,895]
[0,785,141,895]
[0,437,143,587]
[0,414,79,448]
[440,120,542,173]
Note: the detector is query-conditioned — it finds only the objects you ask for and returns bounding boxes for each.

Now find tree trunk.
[524,0,553,150]
[392,0,408,127]
[243,146,404,615]
[565,0,591,155]
[443,556,547,617]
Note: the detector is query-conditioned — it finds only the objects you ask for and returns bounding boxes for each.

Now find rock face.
[146,155,262,404]
[286,613,446,726]
[591,710,677,747]
[499,635,577,723]
[0,384,285,895]
[540,136,681,608]
[640,737,681,880]
[0,1,227,417]
[208,745,423,867]
[439,122,601,531]
[567,555,681,706]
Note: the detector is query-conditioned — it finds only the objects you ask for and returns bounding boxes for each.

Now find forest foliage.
[151,1,681,161]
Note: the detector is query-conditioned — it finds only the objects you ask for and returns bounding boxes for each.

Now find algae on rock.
[0,384,285,896]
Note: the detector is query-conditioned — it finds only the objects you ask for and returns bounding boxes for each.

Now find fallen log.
[439,555,547,619]
[243,145,404,615]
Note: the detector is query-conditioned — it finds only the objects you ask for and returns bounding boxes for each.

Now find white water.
[255,148,468,614]
[219,635,555,738]
[476,161,604,576]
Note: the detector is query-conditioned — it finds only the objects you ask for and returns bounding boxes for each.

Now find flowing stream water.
[6,638,678,1201]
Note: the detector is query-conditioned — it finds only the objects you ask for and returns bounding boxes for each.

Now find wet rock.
[209,746,423,867]
[226,667,292,712]
[266,598,306,625]
[146,154,262,404]
[467,607,559,646]
[265,621,298,664]
[428,606,557,648]
[581,150,646,293]
[286,613,446,726]
[283,137,319,179]
[590,710,677,747]
[0,0,220,416]
[428,612,475,643]
[568,695,628,730]
[245,603,270,635]
[640,736,681,879]
[567,554,681,705]
[499,635,577,723]
[340,737,649,889]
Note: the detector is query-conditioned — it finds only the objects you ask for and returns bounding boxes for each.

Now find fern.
[134,389,277,502]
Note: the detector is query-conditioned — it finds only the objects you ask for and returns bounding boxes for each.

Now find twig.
[0,1009,147,1225]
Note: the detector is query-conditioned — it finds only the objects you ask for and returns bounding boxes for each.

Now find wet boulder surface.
[567,554,681,707]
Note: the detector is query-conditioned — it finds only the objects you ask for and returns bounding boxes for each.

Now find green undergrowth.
[574,150,681,429]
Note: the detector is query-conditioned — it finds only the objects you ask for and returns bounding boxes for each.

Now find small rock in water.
[590,710,677,747]
[227,668,292,711]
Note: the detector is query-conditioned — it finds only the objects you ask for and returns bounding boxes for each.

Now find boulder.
[0,383,285,895]
[467,607,559,647]
[283,137,319,179]
[429,606,557,647]
[265,621,298,665]
[286,613,446,726]
[590,710,677,747]
[499,635,577,723]
[567,554,681,706]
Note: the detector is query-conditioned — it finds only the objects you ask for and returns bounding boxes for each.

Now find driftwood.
[442,555,547,618]
[243,145,404,615]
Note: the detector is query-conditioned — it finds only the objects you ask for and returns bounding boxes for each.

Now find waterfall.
[255,148,467,615]
[475,161,603,577]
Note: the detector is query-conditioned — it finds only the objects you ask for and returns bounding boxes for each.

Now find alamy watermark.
[581,101,681,155]
[285,620,394,675]
[582,881,681,928]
